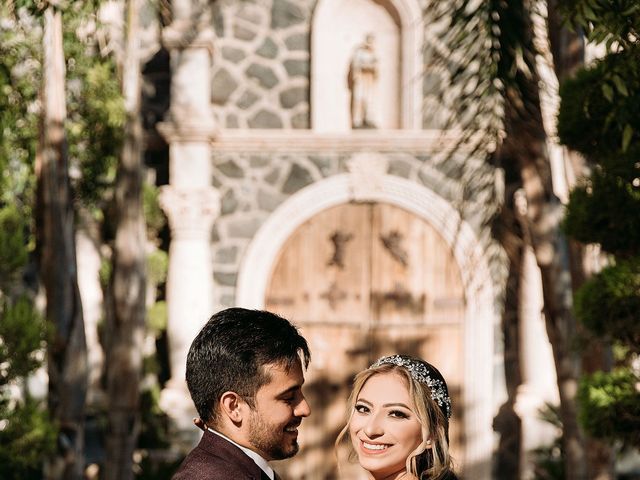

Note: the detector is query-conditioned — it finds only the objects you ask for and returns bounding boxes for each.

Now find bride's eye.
[389,409,409,419]
[354,404,370,414]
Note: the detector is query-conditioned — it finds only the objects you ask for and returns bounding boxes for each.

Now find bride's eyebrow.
[355,398,373,406]
[383,402,411,409]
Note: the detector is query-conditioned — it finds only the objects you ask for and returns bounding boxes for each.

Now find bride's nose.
[363,412,384,438]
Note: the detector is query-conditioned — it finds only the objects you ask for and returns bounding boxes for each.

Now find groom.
[172,307,311,480]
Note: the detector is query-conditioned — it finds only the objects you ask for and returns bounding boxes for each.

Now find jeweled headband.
[370,354,452,419]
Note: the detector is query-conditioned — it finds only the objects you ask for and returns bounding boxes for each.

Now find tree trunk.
[36,6,88,480]
[492,193,524,479]
[505,96,587,480]
[500,2,587,478]
[104,0,147,479]
[547,5,614,478]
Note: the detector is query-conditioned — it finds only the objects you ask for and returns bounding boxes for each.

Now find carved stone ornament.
[347,152,388,202]
[159,186,220,240]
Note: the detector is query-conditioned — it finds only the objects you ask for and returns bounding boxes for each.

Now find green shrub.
[558,49,640,172]
[144,184,167,239]
[0,296,45,383]
[578,369,640,448]
[0,206,28,284]
[0,398,57,480]
[563,172,640,255]
[147,250,168,288]
[574,258,640,347]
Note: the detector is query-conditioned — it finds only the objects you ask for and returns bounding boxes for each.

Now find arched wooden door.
[265,203,465,479]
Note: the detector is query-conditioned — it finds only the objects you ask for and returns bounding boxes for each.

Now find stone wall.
[209,147,505,311]
[209,0,453,130]
[210,0,314,128]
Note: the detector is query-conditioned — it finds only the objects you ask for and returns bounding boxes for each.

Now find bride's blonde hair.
[335,362,455,480]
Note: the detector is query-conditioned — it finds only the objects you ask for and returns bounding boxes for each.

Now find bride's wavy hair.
[334,362,456,480]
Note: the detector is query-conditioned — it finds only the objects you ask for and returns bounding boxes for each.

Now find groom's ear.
[193,417,206,431]
[219,391,245,424]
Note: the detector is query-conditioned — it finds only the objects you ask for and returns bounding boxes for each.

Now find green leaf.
[602,83,614,101]
[622,124,633,152]
[612,75,629,96]
[583,5,598,21]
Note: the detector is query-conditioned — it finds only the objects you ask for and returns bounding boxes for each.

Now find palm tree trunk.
[493,197,524,479]
[36,6,88,480]
[547,5,614,478]
[104,0,146,478]
[499,3,587,478]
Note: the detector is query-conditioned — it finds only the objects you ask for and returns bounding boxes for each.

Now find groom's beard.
[248,410,302,460]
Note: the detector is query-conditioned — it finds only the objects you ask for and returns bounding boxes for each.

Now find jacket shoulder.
[172,432,262,480]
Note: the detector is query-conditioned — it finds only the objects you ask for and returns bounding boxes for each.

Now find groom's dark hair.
[186,307,310,424]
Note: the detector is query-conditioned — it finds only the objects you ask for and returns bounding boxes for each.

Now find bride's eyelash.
[389,410,409,419]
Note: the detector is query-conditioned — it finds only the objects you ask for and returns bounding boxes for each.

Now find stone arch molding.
[237,168,496,479]
[310,0,424,130]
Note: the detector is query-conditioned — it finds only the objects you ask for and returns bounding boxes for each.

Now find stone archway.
[237,173,496,479]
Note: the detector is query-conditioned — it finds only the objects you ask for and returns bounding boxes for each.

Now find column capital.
[162,22,215,54]
[160,186,220,240]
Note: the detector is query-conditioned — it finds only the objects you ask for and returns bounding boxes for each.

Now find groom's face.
[247,359,311,460]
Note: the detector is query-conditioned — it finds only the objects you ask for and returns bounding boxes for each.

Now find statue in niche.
[349,34,378,129]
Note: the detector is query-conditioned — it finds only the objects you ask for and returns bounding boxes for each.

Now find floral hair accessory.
[370,354,452,419]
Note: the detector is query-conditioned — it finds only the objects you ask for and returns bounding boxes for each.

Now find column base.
[515,384,561,480]
[160,379,200,448]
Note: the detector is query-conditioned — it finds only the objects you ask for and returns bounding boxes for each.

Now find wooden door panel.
[266,203,371,325]
[370,203,465,326]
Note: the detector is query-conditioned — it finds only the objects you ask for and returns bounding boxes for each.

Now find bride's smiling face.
[349,372,424,480]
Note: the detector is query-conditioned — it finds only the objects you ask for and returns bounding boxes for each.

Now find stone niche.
[311,0,423,132]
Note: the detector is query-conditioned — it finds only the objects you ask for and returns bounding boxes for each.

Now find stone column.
[158,12,218,434]
[516,245,561,479]
[159,187,219,432]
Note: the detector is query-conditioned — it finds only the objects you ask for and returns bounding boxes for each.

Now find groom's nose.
[294,394,311,418]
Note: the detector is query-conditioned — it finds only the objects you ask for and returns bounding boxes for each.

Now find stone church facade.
[144,0,562,478]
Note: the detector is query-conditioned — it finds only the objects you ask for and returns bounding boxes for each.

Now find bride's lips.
[359,439,392,454]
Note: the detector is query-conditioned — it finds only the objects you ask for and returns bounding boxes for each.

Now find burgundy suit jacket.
[172,430,272,480]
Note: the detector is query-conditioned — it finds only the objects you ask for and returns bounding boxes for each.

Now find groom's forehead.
[258,360,305,394]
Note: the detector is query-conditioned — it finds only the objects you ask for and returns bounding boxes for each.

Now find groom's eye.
[280,394,295,404]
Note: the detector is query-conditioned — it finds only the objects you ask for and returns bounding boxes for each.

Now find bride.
[336,355,458,480]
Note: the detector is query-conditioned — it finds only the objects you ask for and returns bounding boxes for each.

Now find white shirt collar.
[207,427,275,480]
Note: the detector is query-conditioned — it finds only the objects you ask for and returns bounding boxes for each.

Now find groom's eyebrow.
[276,384,302,397]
